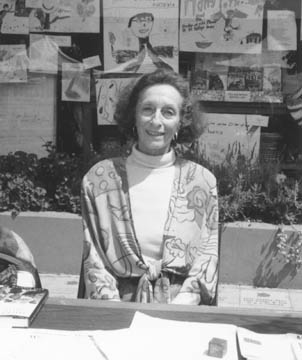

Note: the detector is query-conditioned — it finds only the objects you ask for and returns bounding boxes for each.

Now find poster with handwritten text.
[197,114,268,164]
[103,0,179,73]
[0,75,56,156]
[180,0,264,53]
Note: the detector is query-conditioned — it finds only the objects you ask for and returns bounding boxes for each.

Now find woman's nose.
[151,109,163,125]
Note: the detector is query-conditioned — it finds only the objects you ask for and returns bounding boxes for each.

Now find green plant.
[0,143,99,216]
[176,140,302,225]
[1,141,302,227]
[274,226,302,271]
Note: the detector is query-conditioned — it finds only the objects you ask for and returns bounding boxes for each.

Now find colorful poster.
[103,0,179,73]
[61,63,90,102]
[0,0,29,34]
[95,76,134,125]
[197,114,268,165]
[0,44,28,82]
[180,0,264,53]
[28,0,99,33]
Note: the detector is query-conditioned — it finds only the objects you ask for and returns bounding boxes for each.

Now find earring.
[132,126,137,139]
[173,132,178,142]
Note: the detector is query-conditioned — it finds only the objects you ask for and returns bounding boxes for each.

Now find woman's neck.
[128,145,175,169]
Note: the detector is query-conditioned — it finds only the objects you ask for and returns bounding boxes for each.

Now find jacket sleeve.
[172,183,219,306]
[81,176,120,301]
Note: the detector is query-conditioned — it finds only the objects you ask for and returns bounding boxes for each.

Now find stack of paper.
[1,311,301,360]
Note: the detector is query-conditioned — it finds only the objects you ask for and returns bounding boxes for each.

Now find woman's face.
[135,84,183,156]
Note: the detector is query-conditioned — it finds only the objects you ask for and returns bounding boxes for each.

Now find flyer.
[0,74,56,156]
[0,44,28,82]
[267,10,297,51]
[29,34,59,74]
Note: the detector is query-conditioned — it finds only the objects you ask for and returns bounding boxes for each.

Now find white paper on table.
[237,327,296,360]
[0,328,109,360]
[287,333,302,360]
[267,10,297,51]
[122,311,239,360]
[90,328,134,360]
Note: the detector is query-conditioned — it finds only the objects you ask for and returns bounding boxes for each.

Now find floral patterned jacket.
[80,156,219,305]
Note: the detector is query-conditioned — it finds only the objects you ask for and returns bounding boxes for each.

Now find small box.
[208,337,227,358]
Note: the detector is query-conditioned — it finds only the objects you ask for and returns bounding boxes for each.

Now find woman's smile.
[146,130,165,137]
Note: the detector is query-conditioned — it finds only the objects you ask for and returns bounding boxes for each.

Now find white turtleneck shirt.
[126,146,176,263]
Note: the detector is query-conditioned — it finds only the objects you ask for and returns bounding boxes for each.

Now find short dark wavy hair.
[114,69,206,144]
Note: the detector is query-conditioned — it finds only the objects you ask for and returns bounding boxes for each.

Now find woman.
[80,69,218,305]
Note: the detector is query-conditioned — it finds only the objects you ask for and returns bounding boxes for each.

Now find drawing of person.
[110,12,174,73]
[0,3,13,33]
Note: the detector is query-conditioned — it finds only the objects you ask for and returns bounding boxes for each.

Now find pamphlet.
[0,285,48,327]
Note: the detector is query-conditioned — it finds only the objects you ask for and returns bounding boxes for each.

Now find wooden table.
[32,298,302,334]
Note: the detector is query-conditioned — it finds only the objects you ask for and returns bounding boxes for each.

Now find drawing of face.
[135,84,183,156]
[129,13,154,39]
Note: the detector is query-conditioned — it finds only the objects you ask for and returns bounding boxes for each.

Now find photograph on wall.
[180,0,264,53]
[0,0,29,33]
[61,62,90,102]
[28,0,100,33]
[197,114,268,165]
[103,0,179,73]
[95,75,134,125]
[191,52,283,102]
[0,44,28,82]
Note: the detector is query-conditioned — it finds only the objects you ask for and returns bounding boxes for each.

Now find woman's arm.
[172,184,219,305]
[81,176,120,300]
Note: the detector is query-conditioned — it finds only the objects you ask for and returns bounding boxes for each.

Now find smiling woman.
[79,69,219,305]
[135,84,182,156]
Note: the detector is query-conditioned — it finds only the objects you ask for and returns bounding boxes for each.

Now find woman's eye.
[162,108,175,118]
[141,106,154,116]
